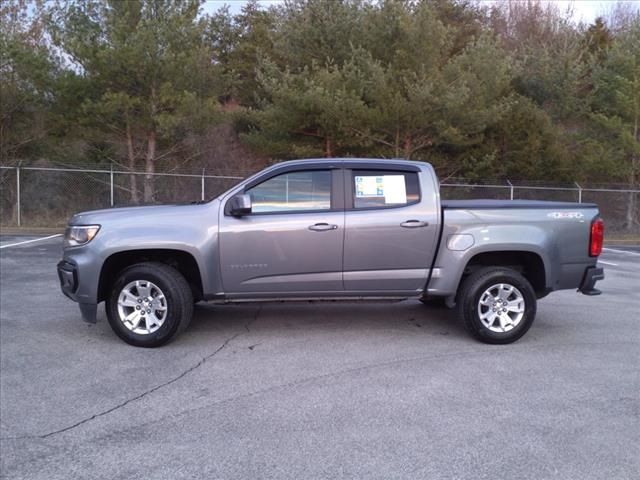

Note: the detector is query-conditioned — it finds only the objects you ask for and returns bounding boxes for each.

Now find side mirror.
[229,193,252,216]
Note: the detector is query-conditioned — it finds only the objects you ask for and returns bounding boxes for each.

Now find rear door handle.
[400,220,429,228]
[308,223,338,231]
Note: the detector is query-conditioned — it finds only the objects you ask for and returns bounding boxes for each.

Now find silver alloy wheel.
[477,283,525,333]
[117,280,168,335]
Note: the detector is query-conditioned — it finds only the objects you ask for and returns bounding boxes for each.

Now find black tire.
[106,262,193,347]
[457,267,536,344]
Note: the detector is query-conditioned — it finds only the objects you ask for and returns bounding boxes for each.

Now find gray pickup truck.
[58,158,604,347]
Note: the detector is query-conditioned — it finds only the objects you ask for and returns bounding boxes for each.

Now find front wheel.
[457,267,536,344]
[106,262,193,347]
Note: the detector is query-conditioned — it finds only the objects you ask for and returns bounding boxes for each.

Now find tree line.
[1,0,638,206]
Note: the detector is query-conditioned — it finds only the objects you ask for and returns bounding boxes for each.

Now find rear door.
[342,164,440,293]
[219,166,345,295]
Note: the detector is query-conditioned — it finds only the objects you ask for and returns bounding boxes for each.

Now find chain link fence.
[1,165,638,233]
[0,165,243,228]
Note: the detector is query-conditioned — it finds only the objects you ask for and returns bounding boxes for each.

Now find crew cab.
[58,158,604,347]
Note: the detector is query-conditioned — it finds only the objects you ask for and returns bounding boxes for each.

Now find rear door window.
[351,170,420,209]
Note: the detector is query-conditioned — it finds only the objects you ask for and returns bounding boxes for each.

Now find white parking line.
[603,247,640,257]
[598,260,618,266]
[0,234,63,249]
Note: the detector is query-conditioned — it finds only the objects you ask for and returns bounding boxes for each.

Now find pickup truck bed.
[428,199,602,304]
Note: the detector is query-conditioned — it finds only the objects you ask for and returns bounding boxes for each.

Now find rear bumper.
[578,266,604,296]
[57,260,98,323]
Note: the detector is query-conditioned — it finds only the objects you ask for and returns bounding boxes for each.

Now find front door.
[219,168,344,295]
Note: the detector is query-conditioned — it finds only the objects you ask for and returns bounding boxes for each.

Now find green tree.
[205,0,277,107]
[272,0,367,70]
[588,18,640,230]
[49,0,222,202]
[354,33,514,166]
[584,17,613,62]
[463,97,572,181]
[244,0,515,171]
[2,0,638,218]
[490,0,591,119]
[238,0,370,158]
[0,0,57,164]
[241,58,367,158]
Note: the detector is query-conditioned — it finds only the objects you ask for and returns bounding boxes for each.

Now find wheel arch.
[457,250,548,297]
[98,249,204,302]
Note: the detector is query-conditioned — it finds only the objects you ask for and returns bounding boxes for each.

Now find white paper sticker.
[383,175,406,204]
[355,176,381,197]
[354,175,407,204]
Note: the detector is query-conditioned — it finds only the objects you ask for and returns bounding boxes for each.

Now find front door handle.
[309,223,338,231]
[400,220,429,228]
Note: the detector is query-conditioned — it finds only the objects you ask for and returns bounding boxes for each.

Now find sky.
[200,0,640,24]
[538,0,639,22]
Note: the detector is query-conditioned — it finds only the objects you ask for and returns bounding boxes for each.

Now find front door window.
[247,170,332,213]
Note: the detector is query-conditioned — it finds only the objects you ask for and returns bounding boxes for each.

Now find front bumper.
[57,260,78,299]
[578,266,604,296]
[57,260,98,323]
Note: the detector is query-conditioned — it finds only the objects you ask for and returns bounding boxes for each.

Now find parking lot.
[1,235,638,479]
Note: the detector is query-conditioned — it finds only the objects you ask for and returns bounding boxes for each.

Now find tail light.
[589,218,604,257]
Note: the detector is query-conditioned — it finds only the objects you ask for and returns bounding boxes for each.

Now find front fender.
[62,202,221,304]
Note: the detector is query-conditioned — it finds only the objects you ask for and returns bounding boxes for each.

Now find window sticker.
[355,176,380,197]
[354,175,407,204]
[383,175,407,204]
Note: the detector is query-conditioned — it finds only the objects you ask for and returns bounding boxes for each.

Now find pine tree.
[0,0,57,163]
[590,16,640,230]
[48,0,222,202]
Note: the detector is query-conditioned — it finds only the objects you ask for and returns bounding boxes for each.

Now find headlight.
[64,225,101,248]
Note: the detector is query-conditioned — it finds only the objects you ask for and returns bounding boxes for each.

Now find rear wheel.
[457,267,536,344]
[106,262,193,347]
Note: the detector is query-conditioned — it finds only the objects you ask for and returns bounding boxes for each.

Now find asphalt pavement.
[1,235,638,479]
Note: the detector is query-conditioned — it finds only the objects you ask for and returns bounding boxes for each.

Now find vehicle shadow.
[185,299,467,342]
